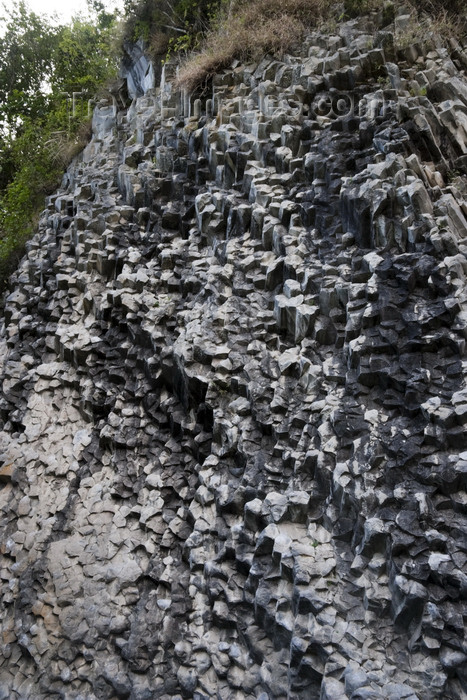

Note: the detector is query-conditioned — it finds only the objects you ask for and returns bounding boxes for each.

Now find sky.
[27,0,91,21]
[2,0,124,25]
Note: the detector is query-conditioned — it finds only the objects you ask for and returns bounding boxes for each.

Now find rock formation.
[0,7,466,699]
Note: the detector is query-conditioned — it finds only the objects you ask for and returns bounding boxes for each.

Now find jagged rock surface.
[1,9,467,700]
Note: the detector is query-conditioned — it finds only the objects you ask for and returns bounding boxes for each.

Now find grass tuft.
[175,0,467,91]
[176,0,329,91]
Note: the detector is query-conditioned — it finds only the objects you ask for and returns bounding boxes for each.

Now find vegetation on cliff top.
[175,0,466,89]
[0,1,119,291]
[120,0,467,91]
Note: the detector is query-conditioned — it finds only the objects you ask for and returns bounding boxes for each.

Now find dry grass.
[342,0,388,18]
[411,0,465,16]
[150,30,171,58]
[397,3,464,49]
[175,0,467,91]
[46,120,93,173]
[176,0,328,91]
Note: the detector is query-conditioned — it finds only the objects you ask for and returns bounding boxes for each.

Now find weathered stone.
[0,11,466,700]
[0,462,14,482]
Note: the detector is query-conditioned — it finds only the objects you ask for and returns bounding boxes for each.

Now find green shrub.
[121,0,222,59]
[0,3,119,293]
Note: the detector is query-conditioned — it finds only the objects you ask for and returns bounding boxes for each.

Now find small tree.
[0,0,120,291]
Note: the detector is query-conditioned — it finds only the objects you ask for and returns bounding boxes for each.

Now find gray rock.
[0,9,466,700]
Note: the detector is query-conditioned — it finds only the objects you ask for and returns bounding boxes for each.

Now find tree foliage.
[121,0,222,60]
[0,2,58,135]
[0,0,120,291]
[53,16,119,94]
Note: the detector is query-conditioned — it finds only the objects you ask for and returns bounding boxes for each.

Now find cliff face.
[1,8,467,700]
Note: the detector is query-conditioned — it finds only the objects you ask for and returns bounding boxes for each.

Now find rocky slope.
[0,6,467,699]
